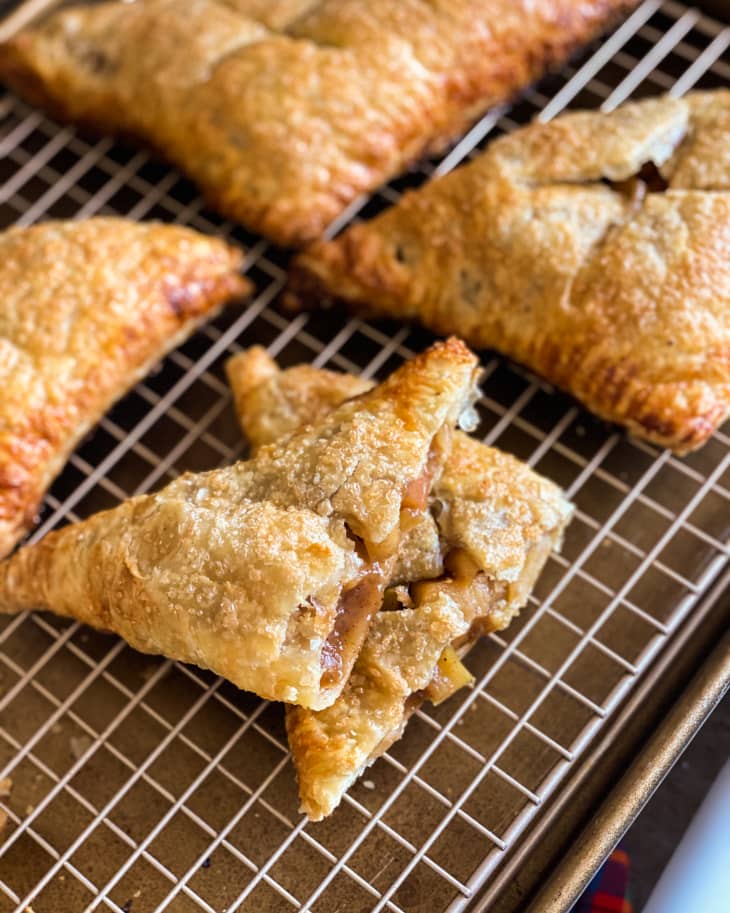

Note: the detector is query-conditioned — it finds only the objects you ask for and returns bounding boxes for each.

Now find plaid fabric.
[573,847,633,913]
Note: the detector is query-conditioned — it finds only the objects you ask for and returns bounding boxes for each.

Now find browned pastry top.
[0,340,480,710]
[0,217,248,558]
[0,0,636,245]
[227,347,572,817]
[290,90,730,452]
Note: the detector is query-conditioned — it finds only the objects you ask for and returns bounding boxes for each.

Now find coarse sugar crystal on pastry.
[288,89,730,453]
[0,339,480,711]
[227,347,573,819]
[0,217,249,560]
[0,0,639,246]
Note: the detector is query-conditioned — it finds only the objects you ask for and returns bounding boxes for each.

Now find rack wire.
[0,2,729,911]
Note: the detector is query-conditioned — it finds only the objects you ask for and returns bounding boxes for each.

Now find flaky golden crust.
[435,433,571,603]
[227,349,572,817]
[0,340,478,709]
[285,523,563,820]
[220,0,321,31]
[226,350,372,451]
[286,591,469,820]
[227,347,571,588]
[0,217,248,560]
[665,91,730,190]
[290,90,730,452]
[240,338,479,555]
[0,0,637,246]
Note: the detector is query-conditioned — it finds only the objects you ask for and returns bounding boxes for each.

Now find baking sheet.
[0,2,729,911]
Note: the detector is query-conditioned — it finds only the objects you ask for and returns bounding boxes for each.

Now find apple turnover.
[0,0,636,246]
[0,339,479,710]
[227,348,572,818]
[289,90,730,452]
[0,217,248,559]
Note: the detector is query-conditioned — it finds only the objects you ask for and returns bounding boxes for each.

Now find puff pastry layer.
[0,0,636,246]
[227,348,572,818]
[0,339,479,709]
[290,90,730,452]
[0,217,248,560]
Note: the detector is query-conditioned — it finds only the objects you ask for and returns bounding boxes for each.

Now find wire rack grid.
[0,2,729,912]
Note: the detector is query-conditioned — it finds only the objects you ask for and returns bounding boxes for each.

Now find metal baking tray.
[0,2,728,911]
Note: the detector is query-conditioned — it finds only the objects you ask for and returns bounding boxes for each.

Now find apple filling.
[319,566,386,690]
[319,430,454,692]
[410,548,509,706]
[400,426,451,533]
[423,644,474,705]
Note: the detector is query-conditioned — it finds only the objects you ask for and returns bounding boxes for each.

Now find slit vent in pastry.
[0,338,479,710]
[0,0,638,246]
[0,217,249,560]
[288,89,730,451]
[226,347,573,817]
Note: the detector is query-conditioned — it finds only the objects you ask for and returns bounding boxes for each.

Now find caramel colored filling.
[320,568,385,689]
[365,526,401,563]
[402,472,430,514]
[610,175,647,208]
[444,546,481,582]
[409,547,484,605]
[609,162,668,210]
[407,548,508,708]
[400,428,450,532]
[423,645,474,705]
[365,430,448,561]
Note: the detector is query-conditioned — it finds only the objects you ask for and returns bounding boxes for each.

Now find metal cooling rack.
[0,2,729,911]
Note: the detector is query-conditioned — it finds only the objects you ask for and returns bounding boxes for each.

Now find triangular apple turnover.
[0,217,248,559]
[226,347,572,818]
[0,339,479,710]
[0,0,636,246]
[289,89,730,452]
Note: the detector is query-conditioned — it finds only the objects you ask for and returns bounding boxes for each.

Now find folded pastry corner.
[226,346,372,453]
[0,217,249,560]
[288,89,730,452]
[286,588,469,821]
[0,0,637,245]
[227,348,572,818]
[0,339,479,710]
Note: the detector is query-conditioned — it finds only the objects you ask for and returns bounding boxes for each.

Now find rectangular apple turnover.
[289,90,730,452]
[0,0,637,246]
[0,340,480,711]
[226,347,573,819]
[0,217,248,559]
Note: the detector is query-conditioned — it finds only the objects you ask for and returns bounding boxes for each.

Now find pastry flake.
[0,0,637,246]
[227,348,572,818]
[289,90,730,452]
[0,217,248,560]
[0,339,479,710]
